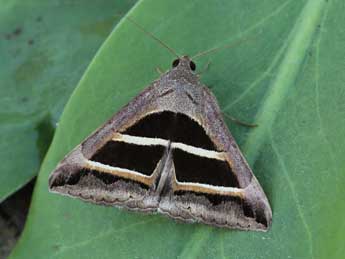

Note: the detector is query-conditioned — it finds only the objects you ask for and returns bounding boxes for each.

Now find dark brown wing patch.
[91,141,165,176]
[172,148,239,187]
[123,111,216,150]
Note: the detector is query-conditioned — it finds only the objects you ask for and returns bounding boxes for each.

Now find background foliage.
[6,0,345,258]
[0,0,136,201]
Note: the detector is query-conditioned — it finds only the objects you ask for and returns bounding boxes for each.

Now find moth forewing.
[48,83,168,211]
[48,142,162,210]
[155,114,271,231]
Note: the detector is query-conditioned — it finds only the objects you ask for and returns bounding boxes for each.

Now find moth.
[48,18,272,231]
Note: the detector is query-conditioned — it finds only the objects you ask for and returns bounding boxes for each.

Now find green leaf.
[0,0,137,201]
[11,0,345,258]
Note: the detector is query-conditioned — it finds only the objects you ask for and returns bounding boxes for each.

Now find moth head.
[172,56,196,72]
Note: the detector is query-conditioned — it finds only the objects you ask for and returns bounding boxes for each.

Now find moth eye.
[189,61,196,71]
[172,59,180,68]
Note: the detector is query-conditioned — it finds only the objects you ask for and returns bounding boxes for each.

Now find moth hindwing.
[49,56,272,231]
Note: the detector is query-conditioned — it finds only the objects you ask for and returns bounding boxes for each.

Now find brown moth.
[48,19,272,232]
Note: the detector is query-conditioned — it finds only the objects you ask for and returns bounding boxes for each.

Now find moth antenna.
[191,35,254,60]
[126,16,180,58]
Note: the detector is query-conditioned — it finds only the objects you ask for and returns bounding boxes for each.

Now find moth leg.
[197,61,211,76]
[156,67,164,75]
[223,112,258,128]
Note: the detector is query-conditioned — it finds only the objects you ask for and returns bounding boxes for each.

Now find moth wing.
[49,82,167,212]
[158,86,272,231]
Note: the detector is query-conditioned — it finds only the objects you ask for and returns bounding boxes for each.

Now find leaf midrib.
[243,0,327,163]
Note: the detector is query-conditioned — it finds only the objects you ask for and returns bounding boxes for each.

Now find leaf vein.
[270,133,314,259]
[313,1,339,187]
